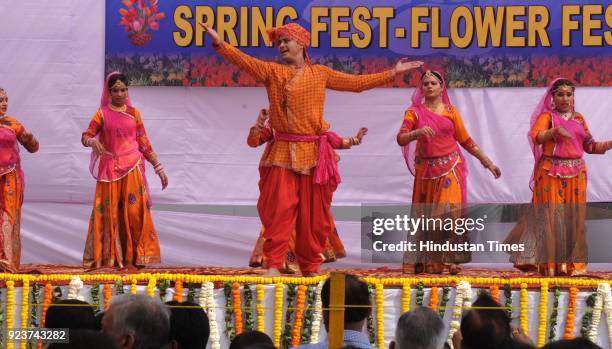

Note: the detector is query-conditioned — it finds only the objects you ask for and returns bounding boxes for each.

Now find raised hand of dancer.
[417,126,435,137]
[254,108,268,132]
[355,127,368,143]
[88,138,106,155]
[392,58,424,75]
[199,23,221,46]
[158,170,168,190]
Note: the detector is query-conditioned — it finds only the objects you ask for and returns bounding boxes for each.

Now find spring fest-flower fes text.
[172,4,612,49]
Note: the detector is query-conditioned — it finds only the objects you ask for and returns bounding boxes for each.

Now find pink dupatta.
[400,72,468,203]
[528,78,586,190]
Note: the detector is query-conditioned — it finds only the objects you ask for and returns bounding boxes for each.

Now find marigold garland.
[311,281,324,343]
[256,284,265,333]
[224,283,235,340]
[3,273,612,348]
[580,291,597,338]
[130,279,138,295]
[520,283,529,336]
[103,284,113,310]
[490,285,500,304]
[563,287,578,339]
[243,284,254,331]
[114,280,125,295]
[291,285,307,347]
[232,283,244,335]
[366,284,376,345]
[301,285,316,344]
[40,283,53,326]
[548,285,561,342]
[273,283,284,348]
[187,284,196,303]
[447,280,472,349]
[147,278,156,298]
[439,287,450,318]
[282,284,297,349]
[429,286,439,311]
[537,282,549,347]
[20,278,30,349]
[416,282,425,306]
[375,283,385,349]
[504,283,513,320]
[158,279,170,302]
[173,280,183,301]
[401,282,411,313]
[200,282,220,349]
[90,283,101,311]
[6,280,15,349]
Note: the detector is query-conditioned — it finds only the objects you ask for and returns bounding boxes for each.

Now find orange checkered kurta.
[216,42,393,174]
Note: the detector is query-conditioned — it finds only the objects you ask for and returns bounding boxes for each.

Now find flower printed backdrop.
[106,1,612,87]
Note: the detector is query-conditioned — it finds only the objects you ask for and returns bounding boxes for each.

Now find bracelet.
[352,137,360,145]
[153,162,164,174]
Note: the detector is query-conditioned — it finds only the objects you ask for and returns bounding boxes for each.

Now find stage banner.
[105,0,611,87]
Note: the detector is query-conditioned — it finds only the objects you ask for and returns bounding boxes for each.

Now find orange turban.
[266,22,311,63]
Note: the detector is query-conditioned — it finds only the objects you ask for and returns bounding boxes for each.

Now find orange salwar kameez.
[505,112,607,276]
[0,116,37,272]
[399,107,474,273]
[82,107,161,268]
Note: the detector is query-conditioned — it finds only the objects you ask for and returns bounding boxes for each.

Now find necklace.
[425,102,443,113]
[557,110,573,120]
[108,104,127,112]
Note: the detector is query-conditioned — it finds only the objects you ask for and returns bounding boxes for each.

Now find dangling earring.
[550,100,556,110]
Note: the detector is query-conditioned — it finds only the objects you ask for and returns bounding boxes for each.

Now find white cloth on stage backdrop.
[1,2,611,264]
[4,283,612,348]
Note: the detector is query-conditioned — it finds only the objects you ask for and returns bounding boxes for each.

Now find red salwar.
[257,167,336,273]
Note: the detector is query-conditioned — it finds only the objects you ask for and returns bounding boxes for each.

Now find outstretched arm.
[324,58,423,92]
[201,23,272,83]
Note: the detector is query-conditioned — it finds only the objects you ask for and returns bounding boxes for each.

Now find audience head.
[460,292,513,349]
[229,330,275,349]
[166,300,210,349]
[321,274,371,331]
[391,306,446,349]
[45,299,96,331]
[541,338,602,349]
[102,294,170,349]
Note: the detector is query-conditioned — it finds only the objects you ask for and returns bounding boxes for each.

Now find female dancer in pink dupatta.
[0,87,39,272]
[505,78,612,276]
[397,71,501,274]
[81,72,168,270]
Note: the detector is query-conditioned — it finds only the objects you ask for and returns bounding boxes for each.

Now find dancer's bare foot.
[263,268,281,277]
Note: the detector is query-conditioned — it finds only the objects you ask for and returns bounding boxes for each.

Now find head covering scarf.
[400,70,468,203]
[528,77,585,190]
[266,22,311,64]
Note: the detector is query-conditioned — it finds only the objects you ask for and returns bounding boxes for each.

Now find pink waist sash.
[274,131,341,186]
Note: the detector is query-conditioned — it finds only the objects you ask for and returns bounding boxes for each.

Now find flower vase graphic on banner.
[119,0,166,47]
